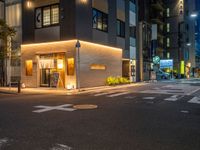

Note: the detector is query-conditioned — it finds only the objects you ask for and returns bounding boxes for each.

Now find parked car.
[157,69,170,80]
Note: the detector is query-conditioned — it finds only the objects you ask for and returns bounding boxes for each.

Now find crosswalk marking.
[94,91,117,97]
[0,138,9,148]
[107,92,130,98]
[188,97,200,104]
[50,144,72,150]
[164,95,178,101]
[143,97,155,100]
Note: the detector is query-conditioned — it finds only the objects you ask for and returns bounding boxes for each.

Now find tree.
[0,19,16,86]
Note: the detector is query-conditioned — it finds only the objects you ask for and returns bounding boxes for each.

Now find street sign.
[153,56,160,64]
[160,59,173,69]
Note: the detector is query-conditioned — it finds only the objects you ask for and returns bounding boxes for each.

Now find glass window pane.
[92,9,97,28]
[97,12,102,30]
[51,5,59,24]
[43,7,50,26]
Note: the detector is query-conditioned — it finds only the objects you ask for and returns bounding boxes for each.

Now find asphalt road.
[0,82,200,150]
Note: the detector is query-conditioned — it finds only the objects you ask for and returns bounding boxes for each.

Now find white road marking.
[143,97,155,100]
[33,104,77,113]
[188,97,200,104]
[0,138,9,148]
[124,96,135,99]
[50,144,72,150]
[94,91,125,96]
[107,92,130,98]
[186,87,200,95]
[180,110,189,114]
[164,95,179,101]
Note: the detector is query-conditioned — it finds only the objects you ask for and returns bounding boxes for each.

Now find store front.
[39,53,65,88]
[21,40,122,89]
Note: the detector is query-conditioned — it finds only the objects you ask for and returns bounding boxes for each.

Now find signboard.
[153,56,160,64]
[160,59,173,69]
[51,72,60,87]
[35,8,42,28]
[150,71,156,80]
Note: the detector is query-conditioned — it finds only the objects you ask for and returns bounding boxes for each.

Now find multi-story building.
[0,0,5,85]
[194,0,200,69]
[164,0,196,77]
[19,0,138,88]
[5,0,22,84]
[150,0,165,58]
[138,0,165,81]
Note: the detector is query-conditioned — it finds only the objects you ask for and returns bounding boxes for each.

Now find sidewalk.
[0,82,147,95]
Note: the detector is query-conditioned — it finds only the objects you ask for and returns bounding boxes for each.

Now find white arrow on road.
[33,104,77,113]
[188,97,200,104]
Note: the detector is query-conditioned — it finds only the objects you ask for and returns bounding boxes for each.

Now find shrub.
[106,76,131,85]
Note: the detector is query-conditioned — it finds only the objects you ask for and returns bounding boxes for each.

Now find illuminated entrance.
[39,53,65,88]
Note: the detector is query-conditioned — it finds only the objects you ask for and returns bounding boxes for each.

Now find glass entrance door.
[40,69,50,87]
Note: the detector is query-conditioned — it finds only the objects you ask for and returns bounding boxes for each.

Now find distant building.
[164,0,196,77]
[138,0,165,80]
[0,0,5,85]
[195,0,200,68]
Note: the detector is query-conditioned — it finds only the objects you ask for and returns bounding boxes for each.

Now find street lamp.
[190,12,198,18]
[186,43,191,46]
[75,40,81,91]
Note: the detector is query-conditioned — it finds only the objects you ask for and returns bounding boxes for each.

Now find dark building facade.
[20,0,138,88]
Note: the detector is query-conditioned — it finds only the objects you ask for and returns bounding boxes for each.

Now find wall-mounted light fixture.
[79,0,88,4]
[27,0,32,8]
[57,59,64,69]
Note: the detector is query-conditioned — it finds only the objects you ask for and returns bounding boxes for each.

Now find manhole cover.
[73,104,98,110]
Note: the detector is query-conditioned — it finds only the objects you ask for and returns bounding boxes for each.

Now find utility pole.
[75,40,81,91]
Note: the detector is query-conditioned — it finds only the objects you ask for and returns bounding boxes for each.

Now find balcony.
[151,0,165,11]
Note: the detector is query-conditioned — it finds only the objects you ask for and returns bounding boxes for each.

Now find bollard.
[18,80,21,93]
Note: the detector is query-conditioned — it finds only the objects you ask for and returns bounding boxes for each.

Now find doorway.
[40,69,51,87]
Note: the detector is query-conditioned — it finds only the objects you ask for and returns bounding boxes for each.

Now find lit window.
[167,23,170,32]
[167,38,170,47]
[51,5,59,24]
[92,8,108,32]
[167,8,170,17]
[67,58,75,76]
[43,7,50,26]
[90,64,106,70]
[167,52,170,59]
[25,60,33,76]
[6,3,22,27]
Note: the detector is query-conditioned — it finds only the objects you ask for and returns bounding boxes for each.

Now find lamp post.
[75,40,81,91]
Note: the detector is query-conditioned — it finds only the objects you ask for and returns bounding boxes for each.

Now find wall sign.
[160,59,173,69]
[35,8,42,28]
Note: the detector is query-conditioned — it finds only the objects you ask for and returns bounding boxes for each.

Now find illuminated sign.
[160,59,173,69]
[153,56,160,64]
[180,61,185,74]
[179,0,184,15]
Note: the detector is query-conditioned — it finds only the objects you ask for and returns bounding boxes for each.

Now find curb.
[0,83,148,96]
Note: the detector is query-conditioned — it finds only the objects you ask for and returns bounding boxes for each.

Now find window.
[6,3,22,27]
[67,58,75,76]
[25,60,33,76]
[167,23,170,32]
[166,8,170,17]
[117,20,125,37]
[43,6,51,26]
[167,52,170,59]
[93,8,108,32]
[167,38,170,47]
[51,5,59,24]
[35,4,59,28]
[90,64,106,70]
